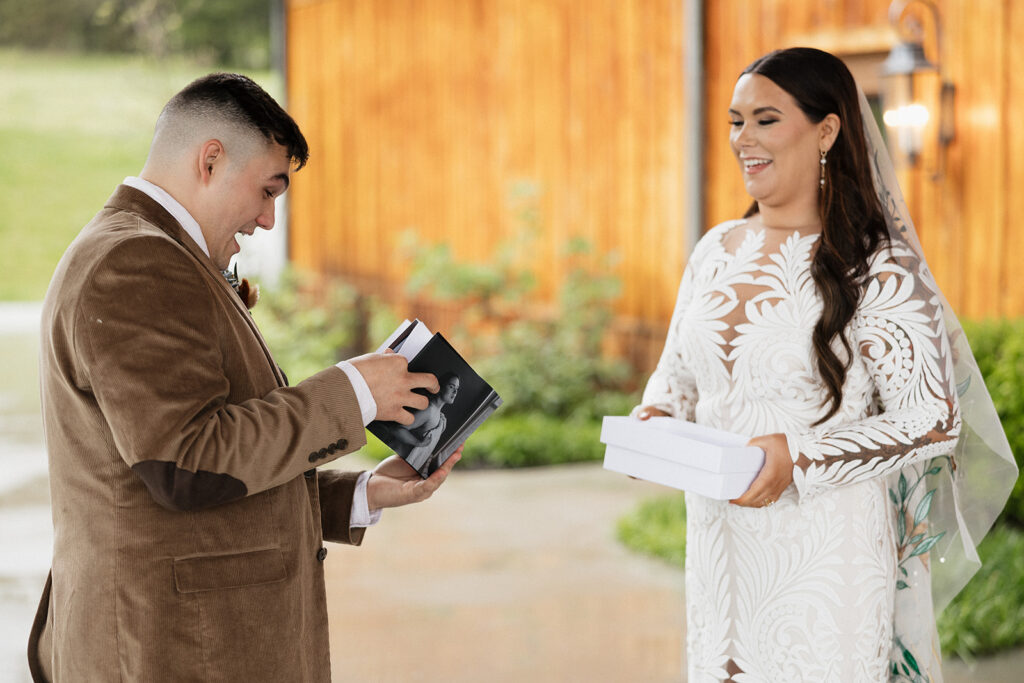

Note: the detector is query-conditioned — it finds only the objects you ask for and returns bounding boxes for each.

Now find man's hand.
[366,446,463,510]
[350,350,440,425]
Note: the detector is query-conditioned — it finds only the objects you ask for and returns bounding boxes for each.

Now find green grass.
[0,49,277,301]
[616,494,1024,659]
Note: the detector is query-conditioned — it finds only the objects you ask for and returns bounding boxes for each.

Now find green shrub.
[455,413,608,468]
[938,524,1024,658]
[616,493,687,567]
[253,269,394,384]
[404,226,635,424]
[256,181,640,470]
[362,413,609,469]
[396,185,637,468]
[476,241,634,421]
[960,318,1024,527]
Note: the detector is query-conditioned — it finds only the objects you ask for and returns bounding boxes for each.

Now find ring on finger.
[762,498,775,508]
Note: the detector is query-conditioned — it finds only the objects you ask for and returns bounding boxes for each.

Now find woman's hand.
[635,406,670,420]
[729,433,794,508]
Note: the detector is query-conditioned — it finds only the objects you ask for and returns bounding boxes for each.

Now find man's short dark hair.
[165,72,309,170]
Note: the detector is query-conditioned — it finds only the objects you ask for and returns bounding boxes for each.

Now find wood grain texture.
[286,0,1021,368]
[699,0,1022,319]
[286,0,687,338]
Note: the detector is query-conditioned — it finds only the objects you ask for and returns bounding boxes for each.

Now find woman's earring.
[819,150,827,189]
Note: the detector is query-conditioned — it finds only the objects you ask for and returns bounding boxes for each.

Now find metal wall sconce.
[881,0,955,176]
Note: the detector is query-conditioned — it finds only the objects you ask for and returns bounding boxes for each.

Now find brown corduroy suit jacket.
[29,185,369,682]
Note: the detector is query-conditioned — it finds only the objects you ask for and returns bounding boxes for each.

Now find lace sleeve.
[788,242,962,496]
[637,260,700,421]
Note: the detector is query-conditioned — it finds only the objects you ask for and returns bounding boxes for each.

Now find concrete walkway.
[321,456,1024,683]
[4,457,1023,682]
[324,458,685,682]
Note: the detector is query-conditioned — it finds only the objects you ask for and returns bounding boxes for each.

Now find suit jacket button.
[308,452,318,463]
[336,439,348,450]
[326,444,337,455]
[317,547,328,562]
[304,469,315,479]
[318,448,328,459]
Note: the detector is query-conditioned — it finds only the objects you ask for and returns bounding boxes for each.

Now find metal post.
[683,0,705,256]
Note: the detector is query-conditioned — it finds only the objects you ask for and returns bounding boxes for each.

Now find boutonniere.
[222,265,260,310]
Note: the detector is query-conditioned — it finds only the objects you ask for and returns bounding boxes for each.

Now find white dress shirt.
[123,177,380,527]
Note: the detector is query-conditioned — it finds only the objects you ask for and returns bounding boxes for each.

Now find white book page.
[375,319,435,360]
[376,319,411,352]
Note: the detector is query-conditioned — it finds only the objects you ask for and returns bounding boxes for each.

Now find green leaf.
[899,473,908,499]
[909,532,945,558]
[926,465,942,476]
[889,488,900,506]
[897,511,906,542]
[913,490,936,526]
[903,647,921,674]
[897,579,909,590]
[909,533,924,545]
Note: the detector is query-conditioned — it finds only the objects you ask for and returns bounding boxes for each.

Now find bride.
[634,47,1016,681]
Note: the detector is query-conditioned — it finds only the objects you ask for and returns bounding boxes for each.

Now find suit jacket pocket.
[173,547,287,593]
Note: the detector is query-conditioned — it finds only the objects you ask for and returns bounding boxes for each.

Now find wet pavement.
[323,458,686,682]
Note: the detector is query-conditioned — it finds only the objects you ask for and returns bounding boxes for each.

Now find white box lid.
[600,416,764,474]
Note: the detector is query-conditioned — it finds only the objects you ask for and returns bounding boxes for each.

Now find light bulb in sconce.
[880,0,955,177]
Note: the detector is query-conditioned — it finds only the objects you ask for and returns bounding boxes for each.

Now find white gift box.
[600,416,765,500]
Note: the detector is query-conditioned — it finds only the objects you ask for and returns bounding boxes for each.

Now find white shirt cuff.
[350,471,383,528]
[336,360,377,426]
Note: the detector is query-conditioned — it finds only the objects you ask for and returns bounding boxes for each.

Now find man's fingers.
[409,371,440,393]
[405,392,430,411]
[421,449,462,490]
[416,452,461,498]
[389,408,416,426]
[434,449,462,476]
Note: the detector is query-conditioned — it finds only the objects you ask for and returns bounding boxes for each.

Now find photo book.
[600,416,765,499]
[368,319,502,478]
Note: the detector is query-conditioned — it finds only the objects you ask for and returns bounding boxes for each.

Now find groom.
[28,72,459,682]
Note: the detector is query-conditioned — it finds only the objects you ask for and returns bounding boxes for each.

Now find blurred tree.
[0,0,272,68]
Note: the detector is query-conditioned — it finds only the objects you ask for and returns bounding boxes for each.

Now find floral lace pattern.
[643,220,960,681]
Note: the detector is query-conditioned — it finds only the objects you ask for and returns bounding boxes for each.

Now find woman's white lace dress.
[641,220,961,682]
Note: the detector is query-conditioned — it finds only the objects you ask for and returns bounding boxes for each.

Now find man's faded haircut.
[161,72,309,170]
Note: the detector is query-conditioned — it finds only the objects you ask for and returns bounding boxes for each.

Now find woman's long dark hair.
[741,48,888,424]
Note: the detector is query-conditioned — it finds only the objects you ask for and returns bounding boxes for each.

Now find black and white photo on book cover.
[368,319,502,478]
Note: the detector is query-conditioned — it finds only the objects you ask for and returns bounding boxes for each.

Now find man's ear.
[819,113,841,153]
[198,139,225,184]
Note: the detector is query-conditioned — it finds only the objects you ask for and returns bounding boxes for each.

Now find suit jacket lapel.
[105,185,287,387]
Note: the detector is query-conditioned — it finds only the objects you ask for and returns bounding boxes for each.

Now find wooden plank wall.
[286,0,1023,371]
[285,0,687,364]
[703,0,1024,320]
